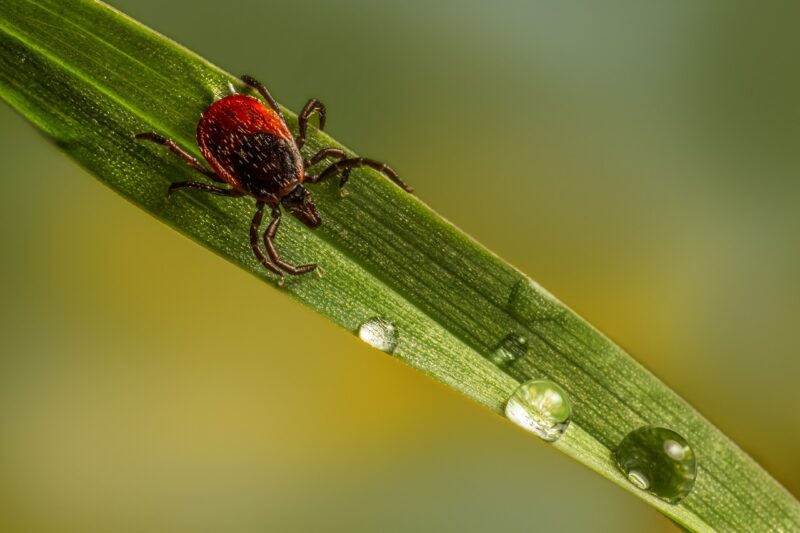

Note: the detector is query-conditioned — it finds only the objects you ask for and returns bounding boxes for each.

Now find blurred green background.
[1,1,798,531]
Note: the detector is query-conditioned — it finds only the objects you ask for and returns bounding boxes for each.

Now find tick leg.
[135,132,222,182]
[306,157,413,193]
[240,75,286,123]
[305,148,349,195]
[251,201,286,285]
[167,181,245,197]
[296,98,326,149]
[304,147,347,168]
[263,206,318,276]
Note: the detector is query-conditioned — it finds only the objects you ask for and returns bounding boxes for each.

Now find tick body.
[136,75,412,285]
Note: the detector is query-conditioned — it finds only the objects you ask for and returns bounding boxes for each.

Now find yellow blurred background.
[1,1,798,531]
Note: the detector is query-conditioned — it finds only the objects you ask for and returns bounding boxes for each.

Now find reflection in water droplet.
[505,379,572,442]
[664,439,688,461]
[490,334,529,366]
[358,317,399,354]
[628,470,650,490]
[614,426,697,504]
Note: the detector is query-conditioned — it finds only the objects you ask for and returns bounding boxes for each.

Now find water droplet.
[490,333,529,366]
[505,379,572,442]
[358,317,399,354]
[613,426,697,504]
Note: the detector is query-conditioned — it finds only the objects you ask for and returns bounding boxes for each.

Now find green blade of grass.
[0,1,797,530]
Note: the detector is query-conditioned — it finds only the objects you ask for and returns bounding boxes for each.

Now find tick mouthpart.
[282,185,322,228]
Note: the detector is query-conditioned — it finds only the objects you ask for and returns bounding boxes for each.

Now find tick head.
[282,185,321,228]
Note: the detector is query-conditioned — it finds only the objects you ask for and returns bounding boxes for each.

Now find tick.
[136,75,412,285]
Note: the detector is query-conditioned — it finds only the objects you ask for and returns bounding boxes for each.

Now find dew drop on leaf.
[490,333,529,366]
[358,317,399,354]
[505,379,572,442]
[613,426,697,504]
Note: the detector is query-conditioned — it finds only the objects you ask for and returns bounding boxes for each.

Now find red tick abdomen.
[196,95,301,199]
